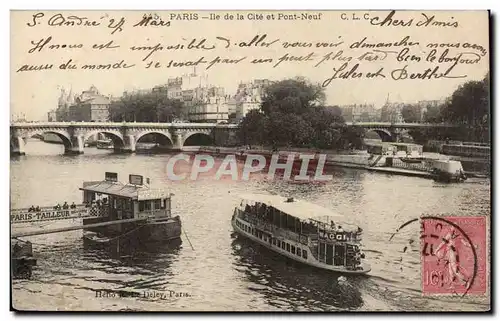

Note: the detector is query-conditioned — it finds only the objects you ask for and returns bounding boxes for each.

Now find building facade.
[234,79,272,120]
[55,85,111,122]
[188,95,229,122]
[340,103,380,122]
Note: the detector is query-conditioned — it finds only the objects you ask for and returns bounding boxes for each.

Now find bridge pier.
[11,137,26,156]
[65,135,84,155]
[172,131,183,151]
[118,135,136,153]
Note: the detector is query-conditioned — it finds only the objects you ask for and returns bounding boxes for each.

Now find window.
[145,201,151,211]
[286,243,290,252]
[302,250,308,259]
[277,240,281,247]
[296,247,301,256]
[139,201,145,212]
[291,246,296,254]
[154,199,161,210]
[281,242,285,250]
[272,238,276,246]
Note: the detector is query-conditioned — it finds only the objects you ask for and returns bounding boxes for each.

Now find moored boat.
[96,139,114,149]
[430,159,467,183]
[81,172,182,245]
[232,194,371,275]
[11,239,37,279]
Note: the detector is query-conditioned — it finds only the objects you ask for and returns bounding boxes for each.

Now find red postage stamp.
[421,216,487,295]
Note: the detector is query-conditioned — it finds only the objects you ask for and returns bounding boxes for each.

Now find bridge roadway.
[10,121,461,156]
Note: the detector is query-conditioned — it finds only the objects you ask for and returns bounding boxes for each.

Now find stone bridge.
[344,121,461,142]
[10,122,240,155]
[10,121,461,155]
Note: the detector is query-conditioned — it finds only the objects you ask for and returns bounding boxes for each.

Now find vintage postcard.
[10,10,491,312]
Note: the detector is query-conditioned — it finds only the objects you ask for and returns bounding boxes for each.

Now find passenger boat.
[81,172,182,245]
[232,194,371,274]
[96,139,114,149]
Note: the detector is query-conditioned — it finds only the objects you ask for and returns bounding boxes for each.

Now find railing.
[441,144,491,158]
[10,122,238,129]
[236,209,312,246]
[11,121,462,129]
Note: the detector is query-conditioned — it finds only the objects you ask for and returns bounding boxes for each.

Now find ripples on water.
[10,141,491,311]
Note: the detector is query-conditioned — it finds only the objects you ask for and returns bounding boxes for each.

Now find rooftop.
[239,193,344,221]
[80,180,168,200]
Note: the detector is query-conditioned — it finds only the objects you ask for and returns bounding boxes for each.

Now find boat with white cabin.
[232,194,371,275]
[96,138,114,149]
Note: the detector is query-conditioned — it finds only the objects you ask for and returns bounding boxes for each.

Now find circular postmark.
[389,216,483,297]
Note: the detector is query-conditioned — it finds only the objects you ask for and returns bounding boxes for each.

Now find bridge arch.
[135,131,173,148]
[182,131,214,146]
[83,130,125,149]
[136,131,173,144]
[26,130,73,149]
[366,129,393,142]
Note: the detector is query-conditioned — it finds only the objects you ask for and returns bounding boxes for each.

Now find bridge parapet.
[10,121,462,155]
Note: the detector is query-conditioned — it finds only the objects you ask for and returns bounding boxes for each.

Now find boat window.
[272,238,276,245]
[139,201,145,212]
[277,240,281,247]
[163,199,167,209]
[154,199,161,210]
[302,250,307,259]
[281,242,285,250]
[291,245,296,254]
[286,243,290,252]
[145,201,151,211]
[296,247,301,256]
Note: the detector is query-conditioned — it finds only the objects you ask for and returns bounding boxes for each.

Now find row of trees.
[406,73,490,143]
[109,91,185,122]
[238,78,365,150]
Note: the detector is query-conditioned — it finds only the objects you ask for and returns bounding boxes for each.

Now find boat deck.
[365,166,433,178]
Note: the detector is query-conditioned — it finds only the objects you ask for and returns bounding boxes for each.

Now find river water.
[11,140,490,311]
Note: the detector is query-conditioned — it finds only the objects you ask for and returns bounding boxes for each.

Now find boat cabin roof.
[239,193,344,221]
[80,180,169,201]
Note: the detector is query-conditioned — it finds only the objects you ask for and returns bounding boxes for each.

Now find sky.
[10,10,490,120]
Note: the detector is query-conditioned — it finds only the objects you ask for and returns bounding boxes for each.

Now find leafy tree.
[237,78,365,149]
[435,74,490,142]
[260,77,325,115]
[340,126,365,149]
[423,105,444,123]
[324,105,343,117]
[401,105,421,123]
[109,91,185,122]
[238,109,267,146]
